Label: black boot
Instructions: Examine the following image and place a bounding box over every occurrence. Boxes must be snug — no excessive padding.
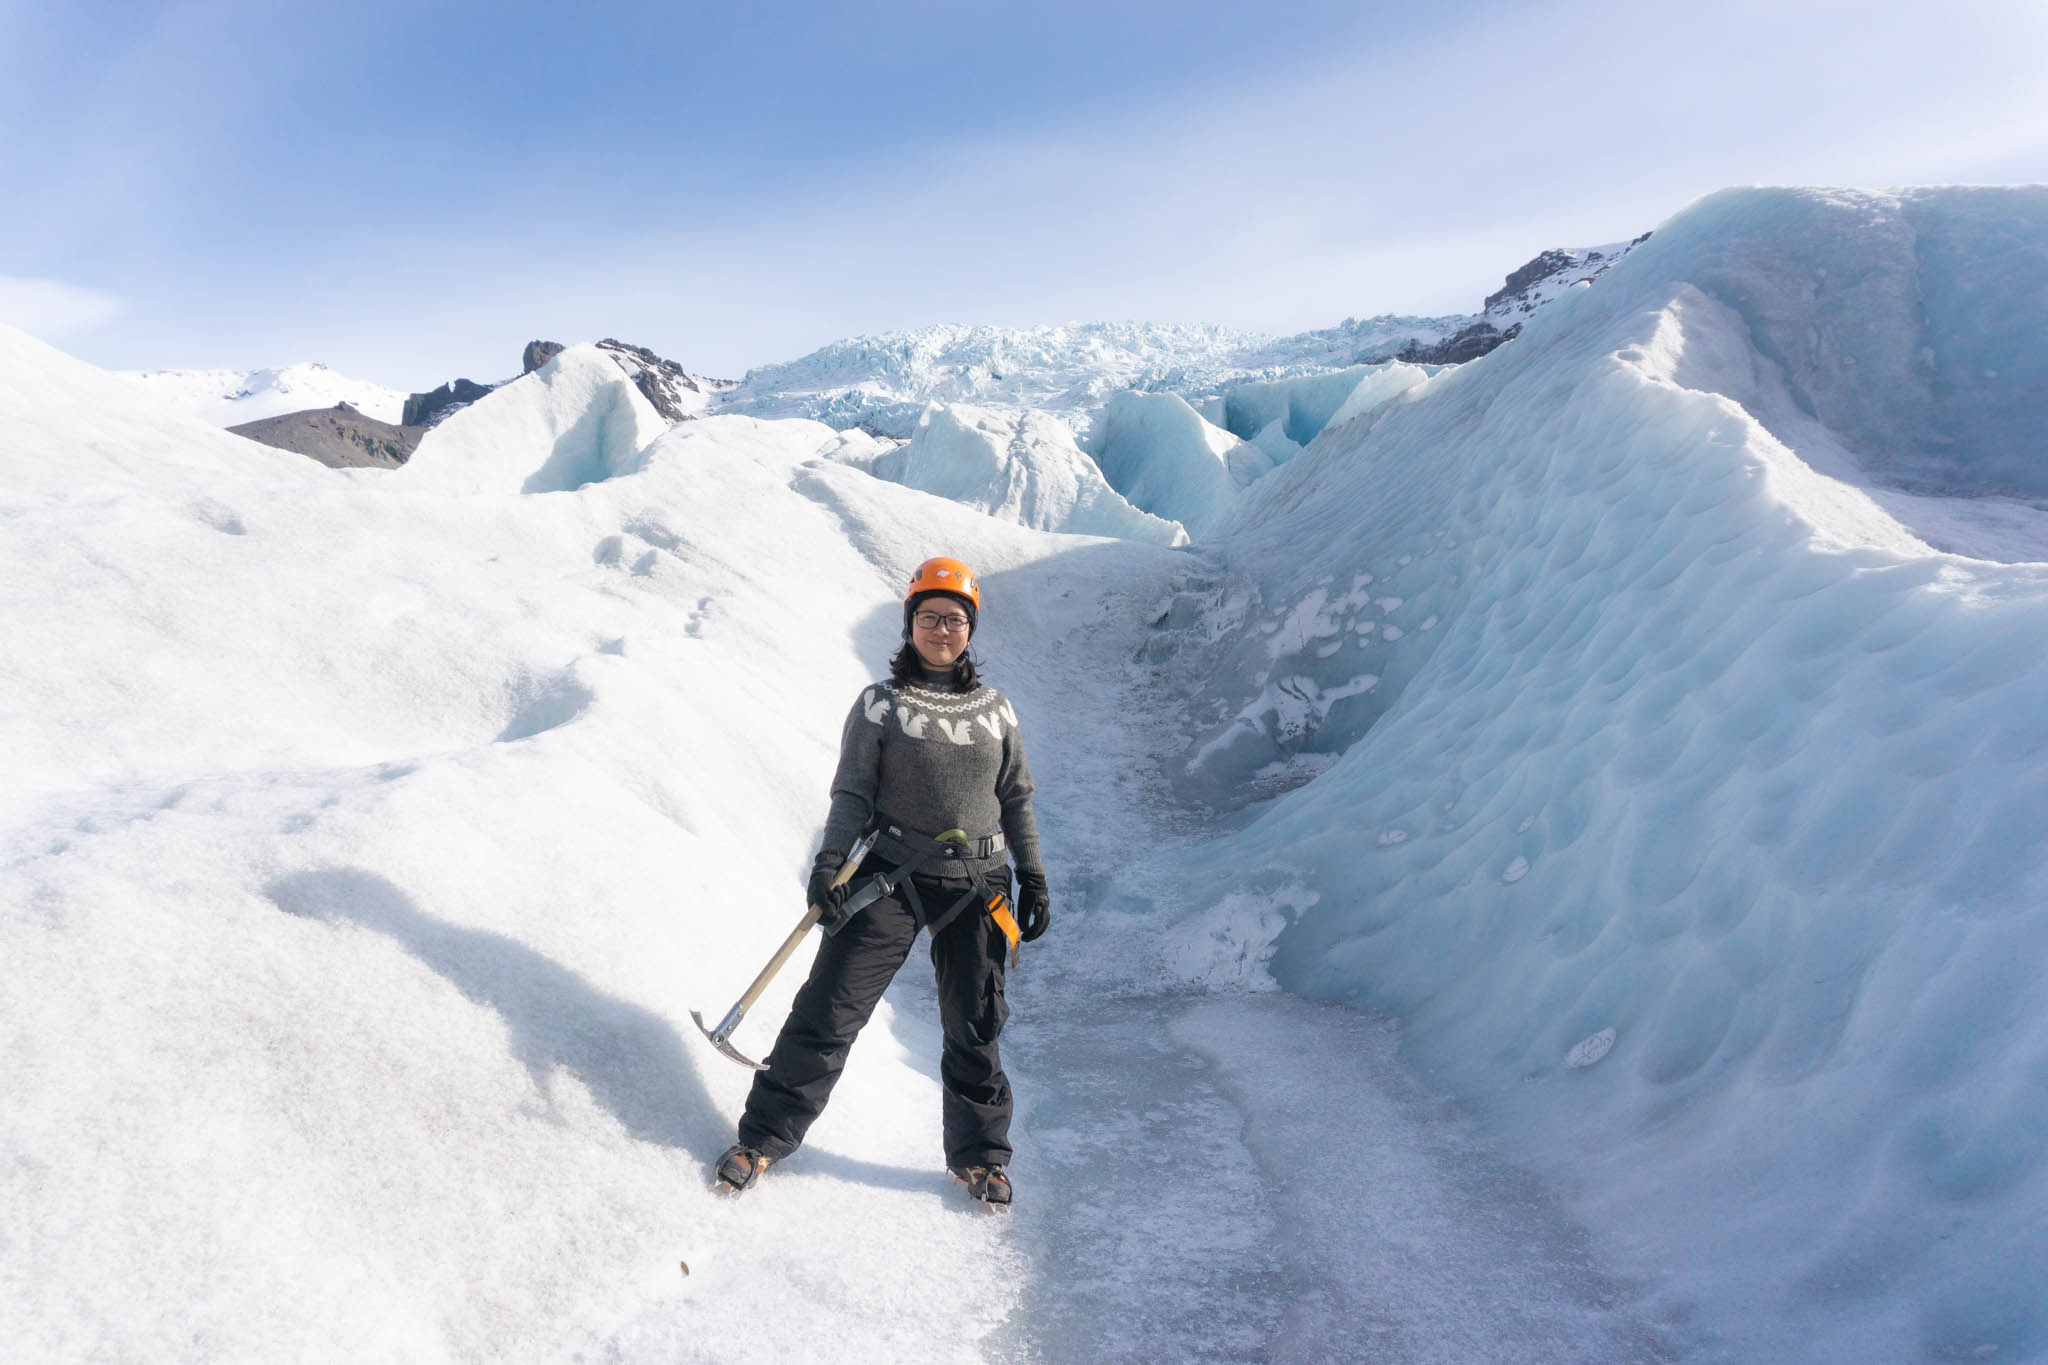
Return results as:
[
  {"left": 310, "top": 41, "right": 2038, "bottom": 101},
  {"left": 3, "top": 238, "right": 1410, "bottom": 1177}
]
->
[
  {"left": 950, "top": 1163, "right": 1012, "bottom": 1206},
  {"left": 716, "top": 1143, "right": 772, "bottom": 1194}
]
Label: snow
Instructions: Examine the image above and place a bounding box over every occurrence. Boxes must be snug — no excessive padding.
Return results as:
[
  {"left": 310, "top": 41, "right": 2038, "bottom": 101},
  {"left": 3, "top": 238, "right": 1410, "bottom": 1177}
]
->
[
  {"left": 3, "top": 321, "right": 1022, "bottom": 1361},
  {"left": 124, "top": 361, "right": 409, "bottom": 426},
  {"left": 7, "top": 182, "right": 2048, "bottom": 1364},
  {"left": 397, "top": 344, "right": 670, "bottom": 495}
]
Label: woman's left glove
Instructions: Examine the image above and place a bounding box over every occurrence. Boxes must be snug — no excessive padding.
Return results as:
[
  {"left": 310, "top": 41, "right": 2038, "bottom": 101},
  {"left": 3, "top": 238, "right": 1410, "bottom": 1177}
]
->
[{"left": 1015, "top": 870, "right": 1051, "bottom": 942}]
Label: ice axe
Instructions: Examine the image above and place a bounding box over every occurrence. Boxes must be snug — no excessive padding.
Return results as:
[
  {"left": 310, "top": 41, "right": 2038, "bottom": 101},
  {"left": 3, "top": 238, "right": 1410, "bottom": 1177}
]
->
[{"left": 692, "top": 831, "right": 877, "bottom": 1070}]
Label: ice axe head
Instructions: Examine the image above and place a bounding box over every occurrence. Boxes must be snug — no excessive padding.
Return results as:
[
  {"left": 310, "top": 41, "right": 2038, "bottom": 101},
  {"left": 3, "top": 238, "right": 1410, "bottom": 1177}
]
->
[
  {"left": 690, "top": 829, "right": 874, "bottom": 1073},
  {"left": 692, "top": 1007, "right": 769, "bottom": 1071}
]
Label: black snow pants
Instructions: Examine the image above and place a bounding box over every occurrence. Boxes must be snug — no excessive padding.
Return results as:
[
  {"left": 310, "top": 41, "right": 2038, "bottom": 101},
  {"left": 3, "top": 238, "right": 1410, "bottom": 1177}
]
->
[{"left": 738, "top": 861, "right": 1014, "bottom": 1170}]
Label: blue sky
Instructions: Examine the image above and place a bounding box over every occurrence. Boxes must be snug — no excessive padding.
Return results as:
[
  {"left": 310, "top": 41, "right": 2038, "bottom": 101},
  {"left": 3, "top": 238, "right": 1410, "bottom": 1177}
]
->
[{"left": 3, "top": 0, "right": 2045, "bottom": 387}]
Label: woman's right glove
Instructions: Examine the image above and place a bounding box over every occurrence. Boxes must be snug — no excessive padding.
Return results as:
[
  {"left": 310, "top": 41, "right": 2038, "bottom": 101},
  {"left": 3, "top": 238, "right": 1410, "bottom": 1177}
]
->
[
  {"left": 1015, "top": 870, "right": 1051, "bottom": 942},
  {"left": 808, "top": 850, "right": 856, "bottom": 934}
]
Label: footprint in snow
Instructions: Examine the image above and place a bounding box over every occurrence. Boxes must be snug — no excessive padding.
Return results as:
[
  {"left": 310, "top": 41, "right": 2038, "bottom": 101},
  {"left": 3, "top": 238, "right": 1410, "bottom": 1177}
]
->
[{"left": 1566, "top": 1028, "right": 1617, "bottom": 1069}]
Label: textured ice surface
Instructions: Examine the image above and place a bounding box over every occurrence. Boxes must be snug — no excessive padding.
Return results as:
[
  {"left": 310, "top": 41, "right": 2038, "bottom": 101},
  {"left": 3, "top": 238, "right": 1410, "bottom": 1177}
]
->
[
  {"left": 1148, "top": 186, "right": 2048, "bottom": 1361},
  {"left": 873, "top": 401, "right": 1186, "bottom": 544},
  {"left": 1632, "top": 189, "right": 2048, "bottom": 503}
]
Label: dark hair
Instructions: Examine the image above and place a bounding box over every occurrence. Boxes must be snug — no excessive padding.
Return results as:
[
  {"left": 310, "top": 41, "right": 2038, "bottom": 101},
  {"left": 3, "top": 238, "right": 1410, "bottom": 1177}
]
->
[{"left": 889, "top": 641, "right": 981, "bottom": 691}]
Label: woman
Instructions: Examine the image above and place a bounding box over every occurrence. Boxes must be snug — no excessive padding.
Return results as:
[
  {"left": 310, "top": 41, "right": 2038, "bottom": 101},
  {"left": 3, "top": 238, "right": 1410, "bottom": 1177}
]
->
[{"left": 716, "top": 556, "right": 1052, "bottom": 1206}]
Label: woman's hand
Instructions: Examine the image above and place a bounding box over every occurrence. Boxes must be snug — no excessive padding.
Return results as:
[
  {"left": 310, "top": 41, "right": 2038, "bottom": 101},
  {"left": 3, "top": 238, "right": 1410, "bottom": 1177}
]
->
[
  {"left": 1015, "top": 870, "right": 1051, "bottom": 941},
  {"left": 808, "top": 851, "right": 855, "bottom": 933}
]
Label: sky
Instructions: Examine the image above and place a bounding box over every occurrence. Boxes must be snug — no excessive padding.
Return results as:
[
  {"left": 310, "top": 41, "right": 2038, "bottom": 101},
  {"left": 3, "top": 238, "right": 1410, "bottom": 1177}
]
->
[{"left": 3, "top": 0, "right": 2046, "bottom": 388}]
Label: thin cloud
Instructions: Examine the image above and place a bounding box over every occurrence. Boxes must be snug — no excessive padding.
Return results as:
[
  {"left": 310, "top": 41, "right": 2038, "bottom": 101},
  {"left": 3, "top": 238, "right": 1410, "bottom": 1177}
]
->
[
  {"left": 0, "top": 276, "right": 124, "bottom": 341},
  {"left": 25, "top": 0, "right": 2048, "bottom": 381}
]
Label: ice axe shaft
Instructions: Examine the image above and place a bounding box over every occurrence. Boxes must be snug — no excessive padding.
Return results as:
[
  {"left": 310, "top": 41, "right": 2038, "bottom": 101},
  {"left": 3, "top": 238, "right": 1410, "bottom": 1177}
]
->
[{"left": 693, "top": 832, "right": 875, "bottom": 1070}]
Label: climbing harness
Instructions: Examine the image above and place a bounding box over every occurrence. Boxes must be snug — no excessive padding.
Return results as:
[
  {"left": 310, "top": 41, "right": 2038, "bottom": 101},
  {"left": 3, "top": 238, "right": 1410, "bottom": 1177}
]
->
[{"left": 842, "top": 815, "right": 1023, "bottom": 965}]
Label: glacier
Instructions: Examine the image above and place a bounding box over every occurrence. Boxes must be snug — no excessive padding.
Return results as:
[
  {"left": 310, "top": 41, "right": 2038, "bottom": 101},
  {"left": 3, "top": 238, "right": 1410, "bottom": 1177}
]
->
[
  {"left": 1145, "top": 185, "right": 2048, "bottom": 1361},
  {"left": 717, "top": 316, "right": 1467, "bottom": 442},
  {"left": 4, "top": 184, "right": 2048, "bottom": 1363}
]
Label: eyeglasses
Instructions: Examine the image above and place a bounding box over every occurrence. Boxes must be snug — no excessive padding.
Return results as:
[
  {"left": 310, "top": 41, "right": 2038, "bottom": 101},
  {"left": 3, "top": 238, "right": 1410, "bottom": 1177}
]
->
[{"left": 913, "top": 611, "right": 972, "bottom": 633}]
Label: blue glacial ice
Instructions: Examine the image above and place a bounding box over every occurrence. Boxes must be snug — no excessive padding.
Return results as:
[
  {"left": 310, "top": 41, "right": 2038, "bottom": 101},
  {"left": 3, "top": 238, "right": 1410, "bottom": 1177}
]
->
[
  {"left": 1223, "top": 364, "right": 1382, "bottom": 447},
  {"left": 1095, "top": 390, "right": 1270, "bottom": 538},
  {"left": 1148, "top": 186, "right": 2048, "bottom": 1362},
  {"left": 872, "top": 400, "right": 1187, "bottom": 544}
]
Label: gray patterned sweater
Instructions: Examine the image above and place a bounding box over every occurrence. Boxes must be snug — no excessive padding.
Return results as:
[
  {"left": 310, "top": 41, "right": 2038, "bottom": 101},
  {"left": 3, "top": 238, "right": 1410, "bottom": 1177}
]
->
[{"left": 820, "top": 677, "right": 1044, "bottom": 881}]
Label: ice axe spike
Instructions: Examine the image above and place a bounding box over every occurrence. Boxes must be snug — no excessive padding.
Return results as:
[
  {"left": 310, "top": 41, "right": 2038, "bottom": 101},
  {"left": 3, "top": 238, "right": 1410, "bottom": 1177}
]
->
[{"left": 692, "top": 832, "right": 876, "bottom": 1070}]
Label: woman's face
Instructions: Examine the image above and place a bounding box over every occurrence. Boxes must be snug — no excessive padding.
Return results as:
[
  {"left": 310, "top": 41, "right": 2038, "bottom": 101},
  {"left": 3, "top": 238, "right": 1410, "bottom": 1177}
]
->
[{"left": 910, "top": 597, "right": 972, "bottom": 669}]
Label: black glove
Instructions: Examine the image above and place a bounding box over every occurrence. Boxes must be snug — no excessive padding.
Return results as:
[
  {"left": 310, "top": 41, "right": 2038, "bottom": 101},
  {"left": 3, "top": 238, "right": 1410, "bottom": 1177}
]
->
[
  {"left": 1015, "top": 870, "right": 1051, "bottom": 942},
  {"left": 808, "top": 851, "right": 855, "bottom": 934}
]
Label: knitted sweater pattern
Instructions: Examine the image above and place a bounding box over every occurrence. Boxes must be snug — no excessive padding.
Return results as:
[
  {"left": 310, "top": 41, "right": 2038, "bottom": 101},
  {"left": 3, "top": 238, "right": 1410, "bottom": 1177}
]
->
[{"left": 820, "top": 679, "right": 1043, "bottom": 880}]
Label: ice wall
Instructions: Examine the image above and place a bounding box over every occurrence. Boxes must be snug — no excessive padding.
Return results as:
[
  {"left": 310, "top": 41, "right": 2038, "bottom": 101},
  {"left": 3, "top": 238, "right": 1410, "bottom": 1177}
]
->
[
  {"left": 1151, "top": 187, "right": 2048, "bottom": 1360},
  {"left": 1095, "top": 390, "right": 1268, "bottom": 538},
  {"left": 1322, "top": 360, "right": 1431, "bottom": 433},
  {"left": 1222, "top": 365, "right": 1376, "bottom": 447},
  {"left": 1630, "top": 187, "right": 2048, "bottom": 501},
  {"left": 873, "top": 401, "right": 1187, "bottom": 545}
]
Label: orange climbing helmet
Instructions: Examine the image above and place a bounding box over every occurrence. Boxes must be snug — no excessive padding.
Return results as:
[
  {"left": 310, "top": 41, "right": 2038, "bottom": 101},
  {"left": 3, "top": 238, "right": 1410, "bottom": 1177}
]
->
[
  {"left": 903, "top": 556, "right": 979, "bottom": 638},
  {"left": 904, "top": 556, "right": 980, "bottom": 609}
]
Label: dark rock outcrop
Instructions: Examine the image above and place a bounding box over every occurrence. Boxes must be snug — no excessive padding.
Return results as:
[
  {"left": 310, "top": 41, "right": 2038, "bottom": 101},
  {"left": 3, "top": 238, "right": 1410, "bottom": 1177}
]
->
[
  {"left": 1389, "top": 321, "right": 1519, "bottom": 366},
  {"left": 1364, "top": 231, "right": 1654, "bottom": 367},
  {"left": 401, "top": 379, "right": 495, "bottom": 428},
  {"left": 229, "top": 403, "right": 425, "bottom": 469},
  {"left": 404, "top": 339, "right": 735, "bottom": 433},
  {"left": 1484, "top": 231, "right": 1654, "bottom": 324},
  {"left": 1484, "top": 250, "right": 1581, "bottom": 314},
  {"left": 594, "top": 338, "right": 710, "bottom": 422},
  {"left": 518, "top": 338, "right": 729, "bottom": 422}
]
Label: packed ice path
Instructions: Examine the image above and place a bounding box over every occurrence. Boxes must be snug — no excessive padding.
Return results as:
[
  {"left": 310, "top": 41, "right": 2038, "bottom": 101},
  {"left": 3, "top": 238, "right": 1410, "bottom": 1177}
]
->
[{"left": 933, "top": 550, "right": 1677, "bottom": 1362}]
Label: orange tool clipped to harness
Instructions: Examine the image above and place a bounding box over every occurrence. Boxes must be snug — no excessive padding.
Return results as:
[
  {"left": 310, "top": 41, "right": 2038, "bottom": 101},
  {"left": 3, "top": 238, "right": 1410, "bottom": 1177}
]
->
[{"left": 987, "top": 889, "right": 1022, "bottom": 968}]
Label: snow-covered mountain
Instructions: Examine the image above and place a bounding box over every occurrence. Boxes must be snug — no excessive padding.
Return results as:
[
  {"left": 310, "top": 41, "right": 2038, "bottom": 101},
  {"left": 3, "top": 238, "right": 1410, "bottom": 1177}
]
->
[
  {"left": 1482, "top": 238, "right": 1648, "bottom": 329},
  {"left": 127, "top": 341, "right": 735, "bottom": 442},
  {"left": 125, "top": 361, "right": 408, "bottom": 426},
  {"left": 8, "top": 185, "right": 2048, "bottom": 1363}
]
